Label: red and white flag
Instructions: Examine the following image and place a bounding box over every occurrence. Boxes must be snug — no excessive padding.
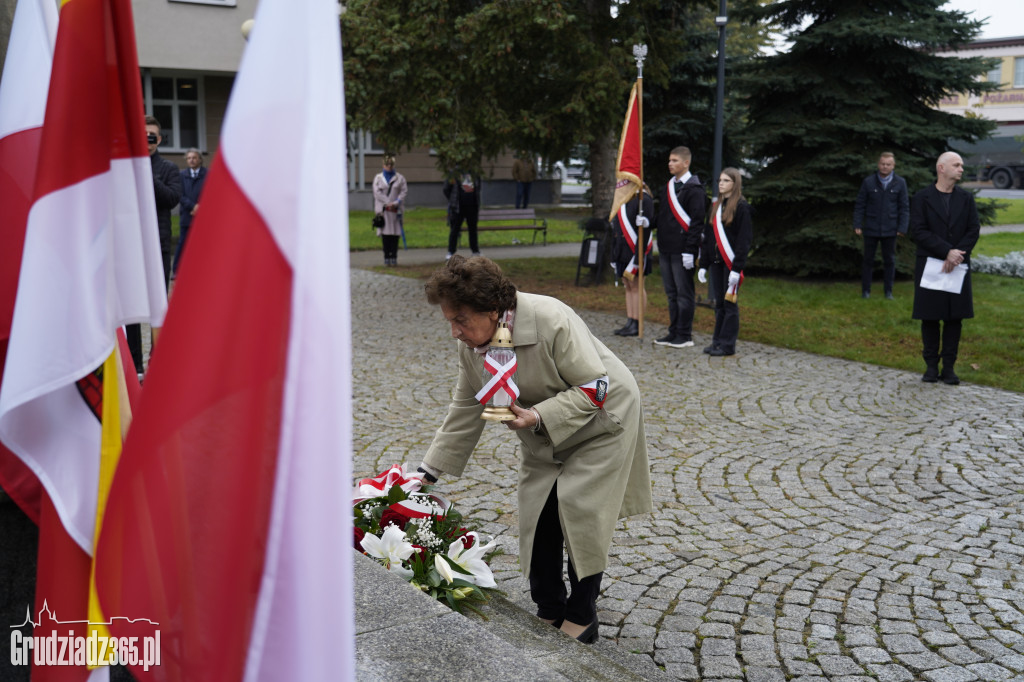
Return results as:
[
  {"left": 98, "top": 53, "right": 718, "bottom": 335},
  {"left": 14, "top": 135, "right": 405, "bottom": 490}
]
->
[
  {"left": 0, "top": 0, "right": 58, "bottom": 527},
  {"left": 95, "top": 0, "right": 355, "bottom": 678},
  {"left": 0, "top": 0, "right": 165, "bottom": 680}
]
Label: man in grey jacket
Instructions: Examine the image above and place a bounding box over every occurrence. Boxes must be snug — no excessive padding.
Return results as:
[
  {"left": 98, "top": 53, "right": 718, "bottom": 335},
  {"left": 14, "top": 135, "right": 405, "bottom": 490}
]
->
[{"left": 853, "top": 152, "right": 909, "bottom": 299}]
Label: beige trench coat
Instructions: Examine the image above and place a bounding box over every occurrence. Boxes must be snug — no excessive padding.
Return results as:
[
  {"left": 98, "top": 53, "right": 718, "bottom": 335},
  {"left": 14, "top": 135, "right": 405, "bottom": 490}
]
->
[{"left": 423, "top": 292, "right": 652, "bottom": 579}]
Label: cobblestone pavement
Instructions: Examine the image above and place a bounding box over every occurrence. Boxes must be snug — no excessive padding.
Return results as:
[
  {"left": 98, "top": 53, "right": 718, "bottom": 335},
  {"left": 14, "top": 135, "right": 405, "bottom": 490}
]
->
[{"left": 351, "top": 269, "right": 1024, "bottom": 682}]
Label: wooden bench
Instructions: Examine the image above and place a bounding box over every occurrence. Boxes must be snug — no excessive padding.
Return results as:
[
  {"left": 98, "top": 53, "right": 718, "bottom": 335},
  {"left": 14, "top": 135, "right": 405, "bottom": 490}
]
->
[{"left": 473, "top": 208, "right": 548, "bottom": 245}]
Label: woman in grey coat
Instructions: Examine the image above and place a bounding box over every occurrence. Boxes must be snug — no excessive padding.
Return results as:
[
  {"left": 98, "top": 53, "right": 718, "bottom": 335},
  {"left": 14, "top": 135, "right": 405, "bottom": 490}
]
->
[{"left": 418, "top": 256, "right": 652, "bottom": 643}]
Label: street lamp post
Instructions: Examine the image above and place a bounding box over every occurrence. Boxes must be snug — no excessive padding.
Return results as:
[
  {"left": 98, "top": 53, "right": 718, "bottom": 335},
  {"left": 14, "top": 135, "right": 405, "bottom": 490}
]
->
[{"left": 709, "top": 0, "right": 727, "bottom": 306}]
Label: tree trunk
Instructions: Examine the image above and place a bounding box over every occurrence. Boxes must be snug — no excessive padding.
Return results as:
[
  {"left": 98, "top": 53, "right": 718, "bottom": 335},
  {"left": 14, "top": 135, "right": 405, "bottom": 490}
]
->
[{"left": 589, "top": 130, "right": 616, "bottom": 220}]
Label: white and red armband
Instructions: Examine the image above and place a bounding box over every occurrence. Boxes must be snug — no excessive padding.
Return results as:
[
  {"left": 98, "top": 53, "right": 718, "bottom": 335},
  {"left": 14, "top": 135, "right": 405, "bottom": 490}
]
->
[{"left": 578, "top": 376, "right": 609, "bottom": 407}]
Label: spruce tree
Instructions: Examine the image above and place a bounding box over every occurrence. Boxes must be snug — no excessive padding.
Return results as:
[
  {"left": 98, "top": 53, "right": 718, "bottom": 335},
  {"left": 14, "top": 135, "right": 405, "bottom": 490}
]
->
[{"left": 740, "top": 0, "right": 997, "bottom": 277}]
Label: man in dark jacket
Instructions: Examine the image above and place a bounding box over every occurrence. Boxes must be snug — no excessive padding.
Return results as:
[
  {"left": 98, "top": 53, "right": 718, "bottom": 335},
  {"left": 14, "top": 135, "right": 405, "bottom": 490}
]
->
[
  {"left": 127, "top": 116, "right": 181, "bottom": 374},
  {"left": 654, "top": 146, "right": 706, "bottom": 348},
  {"left": 444, "top": 169, "right": 481, "bottom": 259},
  {"left": 910, "top": 151, "right": 979, "bottom": 385},
  {"left": 145, "top": 115, "right": 182, "bottom": 288},
  {"left": 853, "top": 152, "right": 909, "bottom": 299},
  {"left": 173, "top": 147, "right": 206, "bottom": 278}
]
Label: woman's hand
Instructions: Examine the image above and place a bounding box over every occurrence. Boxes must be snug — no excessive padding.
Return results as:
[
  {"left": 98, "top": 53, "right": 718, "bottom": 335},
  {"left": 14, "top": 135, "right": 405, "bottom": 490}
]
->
[{"left": 505, "top": 403, "right": 539, "bottom": 431}]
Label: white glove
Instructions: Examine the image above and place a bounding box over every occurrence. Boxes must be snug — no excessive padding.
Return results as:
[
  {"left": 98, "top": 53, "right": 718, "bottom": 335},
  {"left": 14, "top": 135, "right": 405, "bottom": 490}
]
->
[
  {"left": 697, "top": 268, "right": 707, "bottom": 284},
  {"left": 682, "top": 254, "right": 694, "bottom": 270},
  {"left": 728, "top": 271, "right": 740, "bottom": 289},
  {"left": 635, "top": 215, "right": 650, "bottom": 228}
]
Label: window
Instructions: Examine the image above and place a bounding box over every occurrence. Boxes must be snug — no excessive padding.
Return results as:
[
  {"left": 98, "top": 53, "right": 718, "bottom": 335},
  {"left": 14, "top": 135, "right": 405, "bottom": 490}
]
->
[
  {"left": 986, "top": 62, "right": 1002, "bottom": 83},
  {"left": 142, "top": 72, "right": 204, "bottom": 152},
  {"left": 1015, "top": 58, "right": 1024, "bottom": 89}
]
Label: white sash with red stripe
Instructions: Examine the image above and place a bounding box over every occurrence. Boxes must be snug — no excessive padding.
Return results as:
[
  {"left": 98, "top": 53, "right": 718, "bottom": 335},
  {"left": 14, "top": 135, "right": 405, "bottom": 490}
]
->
[
  {"left": 475, "top": 354, "right": 520, "bottom": 405},
  {"left": 667, "top": 178, "right": 691, "bottom": 232},
  {"left": 712, "top": 202, "right": 744, "bottom": 296},
  {"left": 618, "top": 203, "right": 653, "bottom": 277}
]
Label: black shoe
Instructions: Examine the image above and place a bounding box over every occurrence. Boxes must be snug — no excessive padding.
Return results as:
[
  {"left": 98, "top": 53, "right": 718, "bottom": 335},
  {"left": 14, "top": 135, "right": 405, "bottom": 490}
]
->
[
  {"left": 613, "top": 320, "right": 632, "bottom": 336},
  {"left": 575, "top": 621, "right": 599, "bottom": 644},
  {"left": 708, "top": 347, "right": 735, "bottom": 356},
  {"left": 941, "top": 366, "right": 960, "bottom": 385},
  {"left": 618, "top": 319, "right": 639, "bottom": 337},
  {"left": 703, "top": 344, "right": 718, "bottom": 354},
  {"left": 922, "top": 366, "right": 939, "bottom": 383},
  {"left": 668, "top": 337, "right": 695, "bottom": 348},
  {"left": 654, "top": 334, "right": 675, "bottom": 346},
  {"left": 862, "top": 291, "right": 870, "bottom": 299}
]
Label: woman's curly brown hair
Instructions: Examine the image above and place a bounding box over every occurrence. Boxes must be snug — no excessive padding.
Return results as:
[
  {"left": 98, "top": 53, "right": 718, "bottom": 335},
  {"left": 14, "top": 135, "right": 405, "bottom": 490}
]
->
[{"left": 424, "top": 255, "right": 517, "bottom": 313}]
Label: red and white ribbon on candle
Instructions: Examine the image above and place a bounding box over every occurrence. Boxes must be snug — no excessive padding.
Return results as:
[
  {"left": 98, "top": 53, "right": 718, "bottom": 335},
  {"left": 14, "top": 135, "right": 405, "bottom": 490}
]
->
[{"left": 475, "top": 354, "right": 520, "bottom": 405}]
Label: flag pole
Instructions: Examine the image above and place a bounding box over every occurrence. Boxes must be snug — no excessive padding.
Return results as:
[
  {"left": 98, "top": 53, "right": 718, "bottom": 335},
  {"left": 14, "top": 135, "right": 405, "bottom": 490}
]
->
[{"left": 632, "top": 44, "right": 647, "bottom": 341}]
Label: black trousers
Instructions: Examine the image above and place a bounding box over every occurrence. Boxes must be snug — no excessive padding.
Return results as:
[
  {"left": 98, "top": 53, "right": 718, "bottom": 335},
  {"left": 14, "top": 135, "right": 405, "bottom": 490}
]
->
[
  {"left": 921, "top": 319, "right": 962, "bottom": 368},
  {"left": 381, "top": 235, "right": 399, "bottom": 261},
  {"left": 862, "top": 235, "right": 897, "bottom": 294},
  {"left": 660, "top": 253, "right": 696, "bottom": 340},
  {"left": 709, "top": 260, "right": 740, "bottom": 352},
  {"left": 447, "top": 205, "right": 479, "bottom": 254},
  {"left": 529, "top": 482, "right": 602, "bottom": 625}
]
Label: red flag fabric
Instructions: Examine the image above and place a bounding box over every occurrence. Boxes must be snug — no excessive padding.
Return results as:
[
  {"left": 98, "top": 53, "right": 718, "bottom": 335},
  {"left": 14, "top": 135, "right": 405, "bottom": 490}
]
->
[
  {"left": 609, "top": 82, "right": 643, "bottom": 220},
  {"left": 96, "top": 0, "right": 355, "bottom": 679},
  {"left": 0, "top": 0, "right": 59, "bottom": 525},
  {"left": 0, "top": 0, "right": 165, "bottom": 681}
]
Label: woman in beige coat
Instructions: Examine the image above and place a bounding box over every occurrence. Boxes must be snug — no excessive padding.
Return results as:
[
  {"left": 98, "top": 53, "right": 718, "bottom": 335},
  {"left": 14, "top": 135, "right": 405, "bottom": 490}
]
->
[
  {"left": 371, "top": 154, "right": 407, "bottom": 266},
  {"left": 419, "top": 256, "right": 652, "bottom": 643}
]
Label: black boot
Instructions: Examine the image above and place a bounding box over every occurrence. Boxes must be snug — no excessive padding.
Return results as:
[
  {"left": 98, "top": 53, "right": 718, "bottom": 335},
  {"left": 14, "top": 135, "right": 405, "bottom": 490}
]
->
[
  {"left": 617, "top": 318, "right": 639, "bottom": 337},
  {"left": 614, "top": 319, "right": 636, "bottom": 336},
  {"left": 940, "top": 363, "right": 960, "bottom": 385},
  {"left": 922, "top": 364, "right": 939, "bottom": 383}
]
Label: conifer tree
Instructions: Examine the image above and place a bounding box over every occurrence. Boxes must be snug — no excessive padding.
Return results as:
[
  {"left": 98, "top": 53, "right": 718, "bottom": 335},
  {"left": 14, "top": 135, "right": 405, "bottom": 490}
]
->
[{"left": 740, "top": 0, "right": 997, "bottom": 277}]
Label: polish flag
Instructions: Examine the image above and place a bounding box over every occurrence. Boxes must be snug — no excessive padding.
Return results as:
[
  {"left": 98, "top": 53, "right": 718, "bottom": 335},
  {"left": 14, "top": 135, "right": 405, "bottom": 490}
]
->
[
  {"left": 95, "top": 0, "right": 355, "bottom": 678},
  {"left": 0, "top": 0, "right": 166, "bottom": 680},
  {"left": 0, "top": 0, "right": 58, "bottom": 526}
]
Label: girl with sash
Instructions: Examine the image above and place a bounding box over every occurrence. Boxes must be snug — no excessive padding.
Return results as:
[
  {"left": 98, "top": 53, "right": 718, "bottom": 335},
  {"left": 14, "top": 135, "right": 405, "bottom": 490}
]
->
[
  {"left": 610, "top": 188, "right": 655, "bottom": 336},
  {"left": 699, "top": 168, "right": 753, "bottom": 356}
]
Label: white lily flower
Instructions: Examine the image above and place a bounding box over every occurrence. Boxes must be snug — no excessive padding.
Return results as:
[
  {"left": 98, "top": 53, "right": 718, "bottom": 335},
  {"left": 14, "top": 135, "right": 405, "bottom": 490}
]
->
[
  {"left": 444, "top": 532, "right": 497, "bottom": 588},
  {"left": 361, "top": 525, "right": 415, "bottom": 580},
  {"left": 434, "top": 553, "right": 455, "bottom": 584}
]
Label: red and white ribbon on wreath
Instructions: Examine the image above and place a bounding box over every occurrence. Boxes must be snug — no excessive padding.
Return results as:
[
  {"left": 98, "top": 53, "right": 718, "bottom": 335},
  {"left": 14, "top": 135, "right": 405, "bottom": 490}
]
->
[
  {"left": 618, "top": 203, "right": 653, "bottom": 277},
  {"left": 475, "top": 354, "right": 520, "bottom": 405},
  {"left": 712, "top": 202, "right": 743, "bottom": 296},
  {"left": 353, "top": 463, "right": 423, "bottom": 502}
]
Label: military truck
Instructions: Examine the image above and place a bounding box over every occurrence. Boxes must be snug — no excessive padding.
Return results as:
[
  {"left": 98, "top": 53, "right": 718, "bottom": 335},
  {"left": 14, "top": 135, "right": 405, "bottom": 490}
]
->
[{"left": 957, "top": 124, "right": 1024, "bottom": 189}]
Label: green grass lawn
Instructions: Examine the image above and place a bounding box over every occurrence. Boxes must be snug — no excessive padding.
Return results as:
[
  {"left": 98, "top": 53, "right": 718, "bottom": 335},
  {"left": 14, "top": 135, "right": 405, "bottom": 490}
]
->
[
  {"left": 986, "top": 198, "right": 1024, "bottom": 226},
  {"left": 974, "top": 231, "right": 1024, "bottom": 257},
  {"left": 348, "top": 207, "right": 594, "bottom": 251},
  {"left": 378, "top": 234, "right": 1024, "bottom": 393}
]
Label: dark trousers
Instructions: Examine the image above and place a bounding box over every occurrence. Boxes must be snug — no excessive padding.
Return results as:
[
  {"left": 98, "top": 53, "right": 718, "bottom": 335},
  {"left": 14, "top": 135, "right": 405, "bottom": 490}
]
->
[
  {"left": 381, "top": 235, "right": 399, "bottom": 261},
  {"left": 172, "top": 224, "right": 191, "bottom": 276},
  {"left": 659, "top": 253, "right": 696, "bottom": 340},
  {"left": 921, "top": 319, "right": 962, "bottom": 368},
  {"left": 447, "top": 205, "right": 480, "bottom": 254},
  {"left": 862, "top": 235, "right": 897, "bottom": 294},
  {"left": 529, "top": 482, "right": 602, "bottom": 626},
  {"left": 125, "top": 324, "right": 143, "bottom": 373},
  {"left": 515, "top": 182, "right": 532, "bottom": 209},
  {"left": 709, "top": 260, "right": 740, "bottom": 352}
]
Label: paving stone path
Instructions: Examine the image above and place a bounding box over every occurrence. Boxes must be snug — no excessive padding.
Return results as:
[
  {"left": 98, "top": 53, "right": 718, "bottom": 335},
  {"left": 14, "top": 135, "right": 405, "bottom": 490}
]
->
[{"left": 351, "top": 269, "right": 1024, "bottom": 682}]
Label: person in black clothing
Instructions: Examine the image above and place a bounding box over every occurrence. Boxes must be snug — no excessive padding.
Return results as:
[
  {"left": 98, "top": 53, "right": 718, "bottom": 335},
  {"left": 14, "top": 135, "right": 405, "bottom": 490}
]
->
[
  {"left": 444, "top": 169, "right": 482, "bottom": 259},
  {"left": 610, "top": 189, "right": 655, "bottom": 337},
  {"left": 173, "top": 147, "right": 206, "bottom": 278},
  {"left": 127, "top": 115, "right": 181, "bottom": 375},
  {"left": 910, "top": 151, "right": 979, "bottom": 385},
  {"left": 654, "top": 146, "right": 706, "bottom": 348},
  {"left": 699, "top": 168, "right": 752, "bottom": 357},
  {"left": 853, "top": 152, "right": 909, "bottom": 299}
]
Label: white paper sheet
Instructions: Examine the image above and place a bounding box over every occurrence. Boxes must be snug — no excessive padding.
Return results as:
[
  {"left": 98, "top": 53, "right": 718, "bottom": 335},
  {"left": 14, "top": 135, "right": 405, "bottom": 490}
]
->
[{"left": 920, "top": 257, "right": 967, "bottom": 294}]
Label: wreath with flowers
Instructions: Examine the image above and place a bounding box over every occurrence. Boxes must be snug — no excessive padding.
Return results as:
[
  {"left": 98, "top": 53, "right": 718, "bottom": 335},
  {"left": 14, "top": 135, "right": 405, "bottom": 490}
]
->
[{"left": 353, "top": 464, "right": 498, "bottom": 615}]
